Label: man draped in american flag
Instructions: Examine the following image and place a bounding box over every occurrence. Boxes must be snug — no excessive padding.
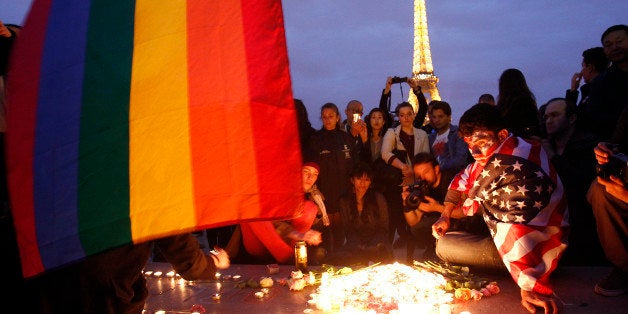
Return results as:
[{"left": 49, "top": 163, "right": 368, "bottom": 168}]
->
[{"left": 432, "top": 103, "right": 568, "bottom": 314}]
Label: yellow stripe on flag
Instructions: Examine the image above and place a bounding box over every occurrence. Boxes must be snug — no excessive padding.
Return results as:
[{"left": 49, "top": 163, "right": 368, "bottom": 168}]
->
[{"left": 129, "top": 0, "right": 195, "bottom": 241}]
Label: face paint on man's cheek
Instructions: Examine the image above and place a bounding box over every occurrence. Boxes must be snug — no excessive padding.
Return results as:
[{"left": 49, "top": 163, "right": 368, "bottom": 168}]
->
[{"left": 469, "top": 140, "right": 498, "bottom": 163}]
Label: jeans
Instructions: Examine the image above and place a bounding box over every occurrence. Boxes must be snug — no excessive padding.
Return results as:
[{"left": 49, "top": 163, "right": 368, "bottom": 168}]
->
[{"left": 435, "top": 231, "right": 506, "bottom": 271}]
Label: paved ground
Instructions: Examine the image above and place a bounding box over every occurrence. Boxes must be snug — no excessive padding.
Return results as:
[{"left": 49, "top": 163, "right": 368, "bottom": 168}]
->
[
  {"left": 144, "top": 253, "right": 627, "bottom": 313},
  {"left": 393, "top": 246, "right": 628, "bottom": 313}
]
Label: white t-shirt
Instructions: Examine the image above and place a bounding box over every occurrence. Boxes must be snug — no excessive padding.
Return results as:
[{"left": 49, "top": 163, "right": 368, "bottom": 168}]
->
[{"left": 431, "top": 128, "right": 449, "bottom": 158}]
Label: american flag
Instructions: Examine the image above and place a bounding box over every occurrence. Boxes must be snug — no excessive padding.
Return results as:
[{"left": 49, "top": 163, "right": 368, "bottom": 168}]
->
[{"left": 449, "top": 136, "right": 569, "bottom": 295}]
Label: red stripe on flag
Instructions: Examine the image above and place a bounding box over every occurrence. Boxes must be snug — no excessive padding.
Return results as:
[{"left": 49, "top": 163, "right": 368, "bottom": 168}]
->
[
  {"left": 241, "top": 1, "right": 302, "bottom": 218},
  {"left": 186, "top": 1, "right": 229, "bottom": 225},
  {"left": 5, "top": 0, "right": 52, "bottom": 278},
  {"left": 526, "top": 139, "right": 542, "bottom": 167}
]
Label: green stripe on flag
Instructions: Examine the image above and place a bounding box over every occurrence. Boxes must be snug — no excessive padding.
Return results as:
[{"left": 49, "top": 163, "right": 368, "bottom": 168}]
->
[{"left": 78, "top": 0, "right": 135, "bottom": 254}]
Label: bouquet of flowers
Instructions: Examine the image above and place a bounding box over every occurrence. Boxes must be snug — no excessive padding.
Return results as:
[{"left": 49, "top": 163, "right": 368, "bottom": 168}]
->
[{"left": 412, "top": 260, "right": 500, "bottom": 301}]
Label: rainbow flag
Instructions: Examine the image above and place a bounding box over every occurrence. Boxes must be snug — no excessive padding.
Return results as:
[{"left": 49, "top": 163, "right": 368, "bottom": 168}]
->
[{"left": 6, "top": 0, "right": 302, "bottom": 278}]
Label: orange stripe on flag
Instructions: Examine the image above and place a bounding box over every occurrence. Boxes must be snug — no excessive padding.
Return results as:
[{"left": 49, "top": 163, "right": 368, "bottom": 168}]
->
[{"left": 187, "top": 1, "right": 261, "bottom": 227}]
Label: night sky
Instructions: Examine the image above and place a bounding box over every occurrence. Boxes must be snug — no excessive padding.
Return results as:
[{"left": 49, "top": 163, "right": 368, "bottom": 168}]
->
[{"left": 3, "top": 1, "right": 627, "bottom": 128}]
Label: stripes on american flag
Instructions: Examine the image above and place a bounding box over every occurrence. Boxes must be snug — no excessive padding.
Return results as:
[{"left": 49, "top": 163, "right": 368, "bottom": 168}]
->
[{"left": 449, "top": 136, "right": 569, "bottom": 295}]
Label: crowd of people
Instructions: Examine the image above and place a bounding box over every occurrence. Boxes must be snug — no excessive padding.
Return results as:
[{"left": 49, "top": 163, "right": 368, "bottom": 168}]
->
[
  {"left": 1, "top": 17, "right": 626, "bottom": 313},
  {"left": 236, "top": 23, "right": 628, "bottom": 313}
]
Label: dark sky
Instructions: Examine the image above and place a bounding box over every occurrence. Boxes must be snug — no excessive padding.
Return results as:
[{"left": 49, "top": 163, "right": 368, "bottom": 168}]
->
[{"left": 3, "top": 1, "right": 627, "bottom": 128}]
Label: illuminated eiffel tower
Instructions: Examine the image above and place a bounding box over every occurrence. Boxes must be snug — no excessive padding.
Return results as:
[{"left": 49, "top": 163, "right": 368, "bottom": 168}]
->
[{"left": 408, "top": 0, "right": 440, "bottom": 111}]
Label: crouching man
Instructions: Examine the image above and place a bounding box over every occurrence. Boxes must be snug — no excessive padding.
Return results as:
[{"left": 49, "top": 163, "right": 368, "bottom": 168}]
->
[{"left": 432, "top": 103, "right": 569, "bottom": 314}]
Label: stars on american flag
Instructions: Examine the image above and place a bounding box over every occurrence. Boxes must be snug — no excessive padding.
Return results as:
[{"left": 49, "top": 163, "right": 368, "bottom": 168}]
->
[
  {"left": 516, "top": 185, "right": 528, "bottom": 195},
  {"left": 467, "top": 154, "right": 556, "bottom": 226},
  {"left": 512, "top": 160, "right": 523, "bottom": 171}
]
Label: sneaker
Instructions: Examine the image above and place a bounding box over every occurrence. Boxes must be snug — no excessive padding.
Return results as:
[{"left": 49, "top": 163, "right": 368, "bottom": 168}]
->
[{"left": 594, "top": 267, "right": 627, "bottom": 297}]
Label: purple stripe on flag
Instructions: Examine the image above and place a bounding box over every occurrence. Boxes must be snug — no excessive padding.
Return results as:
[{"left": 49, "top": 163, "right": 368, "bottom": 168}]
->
[{"left": 34, "top": 0, "right": 91, "bottom": 269}]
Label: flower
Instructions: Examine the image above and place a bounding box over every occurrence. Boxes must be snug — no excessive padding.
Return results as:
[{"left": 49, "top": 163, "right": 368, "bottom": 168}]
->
[
  {"left": 454, "top": 288, "right": 472, "bottom": 300},
  {"left": 289, "top": 278, "right": 307, "bottom": 291},
  {"left": 486, "top": 282, "right": 500, "bottom": 295},
  {"left": 259, "top": 277, "right": 274, "bottom": 288},
  {"left": 480, "top": 287, "right": 491, "bottom": 297},
  {"left": 470, "top": 289, "right": 483, "bottom": 300},
  {"left": 291, "top": 270, "right": 304, "bottom": 279}
]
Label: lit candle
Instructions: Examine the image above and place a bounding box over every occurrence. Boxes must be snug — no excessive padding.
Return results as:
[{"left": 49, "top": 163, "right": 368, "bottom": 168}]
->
[
  {"left": 308, "top": 271, "right": 316, "bottom": 285},
  {"left": 153, "top": 271, "right": 163, "bottom": 277},
  {"left": 166, "top": 270, "right": 175, "bottom": 278},
  {"left": 211, "top": 293, "right": 221, "bottom": 301}
]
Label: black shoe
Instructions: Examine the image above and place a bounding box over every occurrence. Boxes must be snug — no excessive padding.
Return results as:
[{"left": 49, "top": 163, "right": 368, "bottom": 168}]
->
[{"left": 594, "top": 267, "right": 627, "bottom": 297}]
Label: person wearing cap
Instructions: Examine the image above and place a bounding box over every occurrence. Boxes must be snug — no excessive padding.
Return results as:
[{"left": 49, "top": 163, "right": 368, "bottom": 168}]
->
[{"left": 239, "top": 163, "right": 325, "bottom": 264}]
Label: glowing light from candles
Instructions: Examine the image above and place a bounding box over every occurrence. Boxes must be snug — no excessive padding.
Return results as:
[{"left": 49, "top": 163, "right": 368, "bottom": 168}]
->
[
  {"left": 310, "top": 262, "right": 453, "bottom": 313},
  {"left": 153, "top": 271, "right": 163, "bottom": 277},
  {"left": 166, "top": 270, "right": 175, "bottom": 277}
]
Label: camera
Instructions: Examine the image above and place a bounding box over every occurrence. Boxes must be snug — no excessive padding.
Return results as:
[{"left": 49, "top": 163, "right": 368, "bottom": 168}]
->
[
  {"left": 403, "top": 179, "right": 432, "bottom": 210},
  {"left": 391, "top": 76, "right": 408, "bottom": 84},
  {"left": 596, "top": 153, "right": 628, "bottom": 184}
]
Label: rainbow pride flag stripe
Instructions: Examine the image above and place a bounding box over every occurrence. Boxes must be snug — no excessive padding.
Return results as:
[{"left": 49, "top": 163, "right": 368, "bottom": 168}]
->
[{"left": 6, "top": 0, "right": 302, "bottom": 278}]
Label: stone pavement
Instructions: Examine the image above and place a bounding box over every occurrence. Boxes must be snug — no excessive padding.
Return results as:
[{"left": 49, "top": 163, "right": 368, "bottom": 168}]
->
[{"left": 394, "top": 247, "right": 628, "bottom": 313}]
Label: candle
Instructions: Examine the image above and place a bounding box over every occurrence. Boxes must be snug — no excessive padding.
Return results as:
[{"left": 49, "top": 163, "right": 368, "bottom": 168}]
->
[{"left": 211, "top": 293, "right": 221, "bottom": 301}]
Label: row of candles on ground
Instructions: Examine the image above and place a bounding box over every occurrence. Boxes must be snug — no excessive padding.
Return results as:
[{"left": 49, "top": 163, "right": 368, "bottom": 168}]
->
[{"left": 142, "top": 269, "right": 241, "bottom": 282}]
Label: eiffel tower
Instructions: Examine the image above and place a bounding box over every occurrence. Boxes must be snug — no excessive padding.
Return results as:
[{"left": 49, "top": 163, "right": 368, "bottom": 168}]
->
[{"left": 408, "top": 0, "right": 440, "bottom": 112}]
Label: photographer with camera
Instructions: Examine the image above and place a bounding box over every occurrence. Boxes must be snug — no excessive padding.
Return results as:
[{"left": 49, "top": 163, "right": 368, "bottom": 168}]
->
[
  {"left": 379, "top": 76, "right": 429, "bottom": 131},
  {"left": 586, "top": 107, "right": 628, "bottom": 296},
  {"left": 381, "top": 100, "right": 430, "bottom": 250},
  {"left": 401, "top": 153, "right": 487, "bottom": 261}
]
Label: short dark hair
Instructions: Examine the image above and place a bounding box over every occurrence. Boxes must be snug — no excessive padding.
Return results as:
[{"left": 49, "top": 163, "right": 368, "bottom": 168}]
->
[
  {"left": 582, "top": 47, "right": 610, "bottom": 73},
  {"left": 478, "top": 93, "right": 495, "bottom": 103},
  {"left": 412, "top": 152, "right": 439, "bottom": 167},
  {"left": 394, "top": 102, "right": 414, "bottom": 115},
  {"left": 601, "top": 24, "right": 628, "bottom": 43},
  {"left": 458, "top": 103, "right": 507, "bottom": 137},
  {"left": 428, "top": 100, "right": 451, "bottom": 116},
  {"left": 350, "top": 162, "right": 374, "bottom": 180},
  {"left": 544, "top": 97, "right": 577, "bottom": 118}
]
